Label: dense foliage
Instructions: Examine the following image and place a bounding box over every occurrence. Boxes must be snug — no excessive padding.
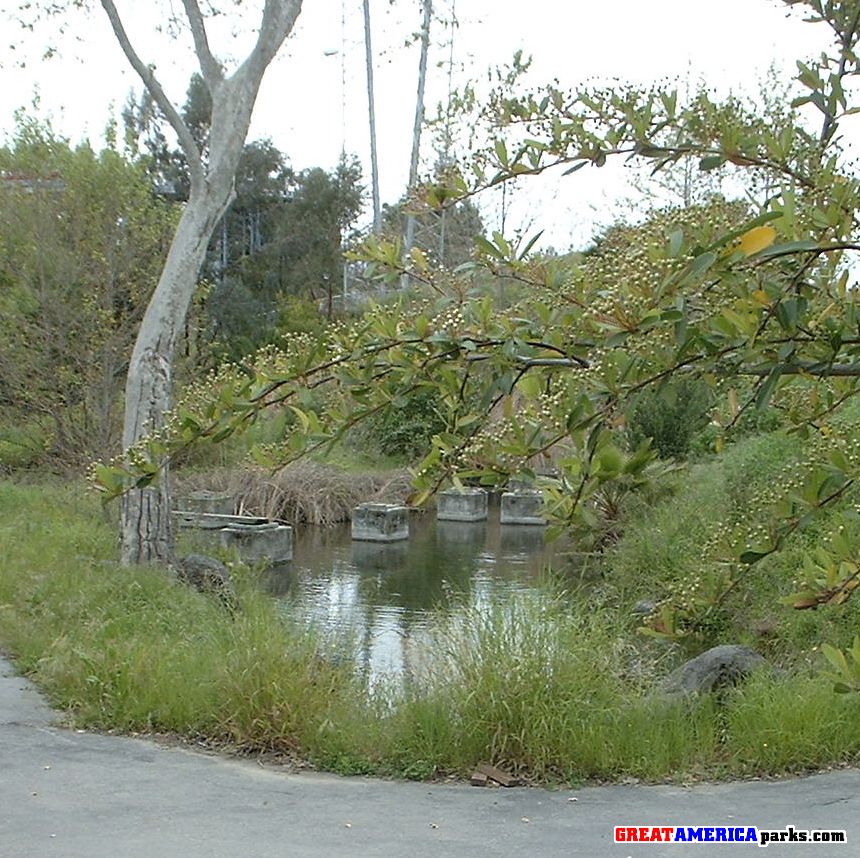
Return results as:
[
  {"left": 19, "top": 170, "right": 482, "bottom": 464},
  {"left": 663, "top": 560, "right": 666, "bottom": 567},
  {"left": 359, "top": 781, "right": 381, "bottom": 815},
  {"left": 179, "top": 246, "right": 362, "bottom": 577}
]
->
[
  {"left": 0, "top": 120, "right": 176, "bottom": 466},
  {"left": 95, "top": 2, "right": 860, "bottom": 672}
]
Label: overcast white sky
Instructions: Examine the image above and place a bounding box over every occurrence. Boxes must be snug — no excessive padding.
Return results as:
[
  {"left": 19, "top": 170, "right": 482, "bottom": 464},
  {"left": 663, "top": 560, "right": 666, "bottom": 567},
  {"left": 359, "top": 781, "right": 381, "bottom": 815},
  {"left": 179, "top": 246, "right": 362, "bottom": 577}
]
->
[{"left": 0, "top": 0, "right": 841, "bottom": 249}]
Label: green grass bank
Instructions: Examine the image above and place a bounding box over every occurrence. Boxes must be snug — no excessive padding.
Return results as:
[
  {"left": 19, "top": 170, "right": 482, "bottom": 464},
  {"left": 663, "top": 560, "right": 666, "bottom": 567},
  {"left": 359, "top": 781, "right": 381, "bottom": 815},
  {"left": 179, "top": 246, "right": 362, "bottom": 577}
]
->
[{"left": 1, "top": 458, "right": 859, "bottom": 784}]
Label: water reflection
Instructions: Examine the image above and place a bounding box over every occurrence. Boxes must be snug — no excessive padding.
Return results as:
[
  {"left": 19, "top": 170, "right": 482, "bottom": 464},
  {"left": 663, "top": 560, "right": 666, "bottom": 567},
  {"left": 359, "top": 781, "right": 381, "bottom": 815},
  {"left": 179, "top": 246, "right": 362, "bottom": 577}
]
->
[{"left": 264, "top": 508, "right": 573, "bottom": 683}]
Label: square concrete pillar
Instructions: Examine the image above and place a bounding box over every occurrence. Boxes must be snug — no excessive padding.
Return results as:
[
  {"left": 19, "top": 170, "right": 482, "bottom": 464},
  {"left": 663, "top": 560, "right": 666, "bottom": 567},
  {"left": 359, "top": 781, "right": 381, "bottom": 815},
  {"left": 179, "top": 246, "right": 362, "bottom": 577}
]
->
[
  {"left": 351, "top": 539, "right": 410, "bottom": 572},
  {"left": 351, "top": 503, "right": 409, "bottom": 542},
  {"left": 500, "top": 490, "right": 546, "bottom": 526},
  {"left": 219, "top": 522, "right": 293, "bottom": 564},
  {"left": 437, "top": 487, "right": 488, "bottom": 522},
  {"left": 174, "top": 511, "right": 292, "bottom": 564}
]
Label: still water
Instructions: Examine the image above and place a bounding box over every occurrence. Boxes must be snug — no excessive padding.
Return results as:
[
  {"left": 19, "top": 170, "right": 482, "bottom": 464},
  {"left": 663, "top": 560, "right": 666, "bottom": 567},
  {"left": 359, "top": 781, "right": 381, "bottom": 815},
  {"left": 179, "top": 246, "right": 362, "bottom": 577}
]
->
[{"left": 264, "top": 507, "right": 577, "bottom": 682}]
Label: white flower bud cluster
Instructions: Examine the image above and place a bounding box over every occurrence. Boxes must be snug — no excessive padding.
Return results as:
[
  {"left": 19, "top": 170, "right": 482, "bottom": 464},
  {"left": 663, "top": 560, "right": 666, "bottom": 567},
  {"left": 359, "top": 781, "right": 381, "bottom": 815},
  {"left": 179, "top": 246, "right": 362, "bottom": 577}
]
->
[{"left": 431, "top": 306, "right": 467, "bottom": 336}]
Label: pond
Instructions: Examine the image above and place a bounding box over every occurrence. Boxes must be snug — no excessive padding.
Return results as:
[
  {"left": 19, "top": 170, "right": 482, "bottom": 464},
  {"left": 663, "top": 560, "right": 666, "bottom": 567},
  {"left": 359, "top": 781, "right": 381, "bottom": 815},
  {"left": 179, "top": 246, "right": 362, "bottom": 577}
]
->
[{"left": 262, "top": 505, "right": 584, "bottom": 683}]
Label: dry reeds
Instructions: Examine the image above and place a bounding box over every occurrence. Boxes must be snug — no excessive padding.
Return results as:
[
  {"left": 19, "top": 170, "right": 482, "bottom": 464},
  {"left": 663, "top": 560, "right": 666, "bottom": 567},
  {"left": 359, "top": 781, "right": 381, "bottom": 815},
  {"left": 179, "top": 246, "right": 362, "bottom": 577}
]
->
[{"left": 175, "top": 461, "right": 413, "bottom": 526}]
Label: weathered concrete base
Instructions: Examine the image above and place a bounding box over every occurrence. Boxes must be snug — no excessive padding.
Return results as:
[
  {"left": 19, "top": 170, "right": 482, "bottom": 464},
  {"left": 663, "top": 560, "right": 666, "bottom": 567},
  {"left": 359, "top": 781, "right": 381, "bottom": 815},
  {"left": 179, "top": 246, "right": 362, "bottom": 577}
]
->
[
  {"left": 437, "top": 488, "right": 488, "bottom": 522},
  {"left": 351, "top": 539, "right": 410, "bottom": 573},
  {"left": 499, "top": 525, "right": 546, "bottom": 555},
  {"left": 500, "top": 490, "right": 546, "bottom": 526},
  {"left": 351, "top": 503, "right": 409, "bottom": 542},
  {"left": 174, "top": 512, "right": 292, "bottom": 563},
  {"left": 175, "top": 512, "right": 268, "bottom": 530},
  {"left": 435, "top": 520, "right": 486, "bottom": 548},
  {"left": 174, "top": 491, "right": 234, "bottom": 516},
  {"left": 219, "top": 522, "right": 293, "bottom": 564}
]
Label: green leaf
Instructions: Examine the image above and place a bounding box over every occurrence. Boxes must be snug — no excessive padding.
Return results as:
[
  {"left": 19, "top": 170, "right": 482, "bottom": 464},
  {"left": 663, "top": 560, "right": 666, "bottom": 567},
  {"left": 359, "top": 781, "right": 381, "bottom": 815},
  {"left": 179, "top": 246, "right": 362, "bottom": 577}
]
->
[
  {"left": 562, "top": 161, "right": 587, "bottom": 176},
  {"left": 703, "top": 211, "right": 783, "bottom": 252},
  {"left": 821, "top": 643, "right": 849, "bottom": 675},
  {"left": 756, "top": 366, "right": 783, "bottom": 410},
  {"left": 668, "top": 228, "right": 683, "bottom": 258},
  {"left": 494, "top": 139, "right": 509, "bottom": 167},
  {"left": 688, "top": 251, "right": 718, "bottom": 280},
  {"left": 518, "top": 230, "right": 544, "bottom": 260},
  {"left": 754, "top": 240, "right": 821, "bottom": 260},
  {"left": 740, "top": 550, "right": 771, "bottom": 564},
  {"left": 474, "top": 235, "right": 504, "bottom": 259}
]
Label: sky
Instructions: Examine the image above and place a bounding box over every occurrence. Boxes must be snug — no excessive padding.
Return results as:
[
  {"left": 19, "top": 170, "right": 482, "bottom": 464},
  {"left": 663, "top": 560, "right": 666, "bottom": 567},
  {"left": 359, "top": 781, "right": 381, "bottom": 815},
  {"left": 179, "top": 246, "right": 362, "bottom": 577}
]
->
[{"left": 0, "top": 0, "right": 841, "bottom": 249}]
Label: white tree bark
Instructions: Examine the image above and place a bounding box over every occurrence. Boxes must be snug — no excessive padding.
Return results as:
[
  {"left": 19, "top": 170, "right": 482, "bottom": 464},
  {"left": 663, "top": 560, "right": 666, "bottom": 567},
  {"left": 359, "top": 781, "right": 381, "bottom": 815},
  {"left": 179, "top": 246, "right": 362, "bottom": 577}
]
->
[
  {"left": 99, "top": 0, "right": 304, "bottom": 565},
  {"left": 363, "top": 0, "right": 382, "bottom": 235},
  {"left": 403, "top": 0, "right": 432, "bottom": 264}
]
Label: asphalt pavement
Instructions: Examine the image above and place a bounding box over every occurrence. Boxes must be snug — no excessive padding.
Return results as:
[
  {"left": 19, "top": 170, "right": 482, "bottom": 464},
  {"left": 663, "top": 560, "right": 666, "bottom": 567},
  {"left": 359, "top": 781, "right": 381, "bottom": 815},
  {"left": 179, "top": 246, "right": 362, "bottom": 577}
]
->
[{"left": 1, "top": 655, "right": 857, "bottom": 857}]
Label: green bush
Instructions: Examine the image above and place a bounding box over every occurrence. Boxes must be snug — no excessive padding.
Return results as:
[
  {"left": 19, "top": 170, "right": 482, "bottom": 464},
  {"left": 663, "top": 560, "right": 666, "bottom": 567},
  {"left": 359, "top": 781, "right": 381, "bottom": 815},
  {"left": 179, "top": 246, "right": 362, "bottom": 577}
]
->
[
  {"left": 605, "top": 429, "right": 860, "bottom": 654},
  {"left": 0, "top": 413, "right": 50, "bottom": 471},
  {"left": 350, "top": 388, "right": 446, "bottom": 461},
  {"left": 626, "top": 378, "right": 713, "bottom": 460}
]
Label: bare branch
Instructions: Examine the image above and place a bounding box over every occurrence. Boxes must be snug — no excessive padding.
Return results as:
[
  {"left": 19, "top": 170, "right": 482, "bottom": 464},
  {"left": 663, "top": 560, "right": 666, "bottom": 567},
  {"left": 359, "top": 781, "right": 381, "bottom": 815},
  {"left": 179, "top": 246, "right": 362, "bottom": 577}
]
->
[
  {"left": 820, "top": 3, "right": 860, "bottom": 145},
  {"left": 251, "top": 0, "right": 303, "bottom": 71},
  {"left": 99, "top": 0, "right": 204, "bottom": 187},
  {"left": 196, "top": 0, "right": 302, "bottom": 176},
  {"left": 465, "top": 354, "right": 589, "bottom": 369},
  {"left": 740, "top": 362, "right": 860, "bottom": 377},
  {"left": 181, "top": 0, "right": 223, "bottom": 88}
]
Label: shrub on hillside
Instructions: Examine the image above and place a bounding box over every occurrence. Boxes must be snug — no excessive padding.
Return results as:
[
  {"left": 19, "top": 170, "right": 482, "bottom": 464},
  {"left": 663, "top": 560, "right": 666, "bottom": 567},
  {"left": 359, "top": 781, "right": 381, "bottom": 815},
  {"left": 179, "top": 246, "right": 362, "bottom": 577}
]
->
[{"left": 626, "top": 378, "right": 713, "bottom": 460}]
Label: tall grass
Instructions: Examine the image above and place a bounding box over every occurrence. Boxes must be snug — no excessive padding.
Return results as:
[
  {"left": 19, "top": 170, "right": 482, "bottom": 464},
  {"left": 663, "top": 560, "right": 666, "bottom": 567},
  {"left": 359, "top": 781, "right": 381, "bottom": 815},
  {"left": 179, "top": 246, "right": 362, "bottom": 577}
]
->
[
  {"left": 0, "top": 481, "right": 360, "bottom": 751},
  {"left": 2, "top": 478, "right": 859, "bottom": 782},
  {"left": 176, "top": 460, "right": 412, "bottom": 525}
]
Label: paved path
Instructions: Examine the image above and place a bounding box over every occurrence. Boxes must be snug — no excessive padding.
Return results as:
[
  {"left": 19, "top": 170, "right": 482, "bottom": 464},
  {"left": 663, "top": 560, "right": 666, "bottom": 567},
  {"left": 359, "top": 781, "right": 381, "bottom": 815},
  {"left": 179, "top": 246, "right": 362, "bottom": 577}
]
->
[{"left": 1, "top": 656, "right": 858, "bottom": 857}]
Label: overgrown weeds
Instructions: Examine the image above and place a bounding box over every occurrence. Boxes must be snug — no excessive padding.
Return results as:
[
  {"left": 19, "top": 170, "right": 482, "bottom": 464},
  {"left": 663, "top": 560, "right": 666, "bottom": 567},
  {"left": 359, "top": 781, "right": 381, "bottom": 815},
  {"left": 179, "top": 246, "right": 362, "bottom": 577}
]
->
[{"left": 175, "top": 460, "right": 412, "bottom": 525}]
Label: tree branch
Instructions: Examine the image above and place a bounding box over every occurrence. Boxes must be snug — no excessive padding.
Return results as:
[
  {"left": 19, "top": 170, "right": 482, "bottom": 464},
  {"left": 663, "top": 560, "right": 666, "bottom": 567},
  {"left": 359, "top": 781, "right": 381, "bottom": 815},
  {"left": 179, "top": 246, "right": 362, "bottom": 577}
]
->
[
  {"left": 740, "top": 361, "right": 860, "bottom": 377},
  {"left": 181, "top": 0, "right": 223, "bottom": 88},
  {"left": 820, "top": 2, "right": 860, "bottom": 145},
  {"left": 465, "top": 354, "right": 588, "bottom": 369},
  {"left": 99, "top": 0, "right": 204, "bottom": 188},
  {"left": 251, "top": 0, "right": 304, "bottom": 71}
]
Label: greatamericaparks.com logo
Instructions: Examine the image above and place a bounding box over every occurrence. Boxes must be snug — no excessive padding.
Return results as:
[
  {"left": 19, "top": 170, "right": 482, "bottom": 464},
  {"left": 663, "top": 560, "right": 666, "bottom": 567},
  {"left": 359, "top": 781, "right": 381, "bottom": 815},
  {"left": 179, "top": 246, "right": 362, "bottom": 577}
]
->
[{"left": 614, "top": 825, "right": 847, "bottom": 847}]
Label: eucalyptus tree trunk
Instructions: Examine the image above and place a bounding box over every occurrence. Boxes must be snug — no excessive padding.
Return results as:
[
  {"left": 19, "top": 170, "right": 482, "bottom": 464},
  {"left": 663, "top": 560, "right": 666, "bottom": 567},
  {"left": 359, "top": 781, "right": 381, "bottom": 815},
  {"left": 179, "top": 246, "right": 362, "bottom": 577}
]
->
[
  {"left": 403, "top": 0, "right": 432, "bottom": 266},
  {"left": 120, "top": 188, "right": 231, "bottom": 564},
  {"left": 363, "top": 0, "right": 382, "bottom": 235},
  {"left": 100, "top": 0, "right": 304, "bottom": 565}
]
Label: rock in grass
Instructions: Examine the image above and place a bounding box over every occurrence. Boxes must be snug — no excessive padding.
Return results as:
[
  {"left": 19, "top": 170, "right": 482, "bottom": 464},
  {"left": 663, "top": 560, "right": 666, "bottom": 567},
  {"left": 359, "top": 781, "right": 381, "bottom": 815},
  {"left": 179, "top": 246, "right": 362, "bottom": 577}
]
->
[
  {"left": 662, "top": 644, "right": 767, "bottom": 696},
  {"left": 174, "top": 554, "right": 239, "bottom": 614}
]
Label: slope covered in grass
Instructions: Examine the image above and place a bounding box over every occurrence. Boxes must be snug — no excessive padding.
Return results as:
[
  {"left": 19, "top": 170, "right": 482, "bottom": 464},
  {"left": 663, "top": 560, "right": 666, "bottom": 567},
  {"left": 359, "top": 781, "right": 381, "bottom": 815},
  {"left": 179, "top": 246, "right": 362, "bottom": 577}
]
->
[
  {"left": 607, "top": 430, "right": 860, "bottom": 661},
  {"left": 1, "top": 476, "right": 859, "bottom": 783}
]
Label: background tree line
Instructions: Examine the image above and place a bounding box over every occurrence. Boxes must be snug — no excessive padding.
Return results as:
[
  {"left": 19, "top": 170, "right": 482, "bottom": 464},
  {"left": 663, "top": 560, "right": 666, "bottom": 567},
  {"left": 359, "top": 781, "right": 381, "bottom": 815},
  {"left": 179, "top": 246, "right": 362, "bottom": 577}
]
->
[{"left": 0, "top": 71, "right": 488, "bottom": 470}]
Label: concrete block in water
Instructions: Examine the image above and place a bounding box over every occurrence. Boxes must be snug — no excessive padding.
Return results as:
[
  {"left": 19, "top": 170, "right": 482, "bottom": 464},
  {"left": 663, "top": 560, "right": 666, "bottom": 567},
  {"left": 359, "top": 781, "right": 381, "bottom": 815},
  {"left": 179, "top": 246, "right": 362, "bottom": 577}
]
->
[
  {"left": 436, "top": 488, "right": 488, "bottom": 522},
  {"left": 173, "top": 511, "right": 292, "bottom": 563},
  {"left": 500, "top": 490, "right": 546, "bottom": 526},
  {"left": 351, "top": 503, "right": 409, "bottom": 542},
  {"left": 175, "top": 491, "right": 234, "bottom": 516},
  {"left": 435, "top": 519, "right": 486, "bottom": 549},
  {"left": 350, "top": 539, "right": 410, "bottom": 572},
  {"left": 219, "top": 522, "right": 293, "bottom": 564}
]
